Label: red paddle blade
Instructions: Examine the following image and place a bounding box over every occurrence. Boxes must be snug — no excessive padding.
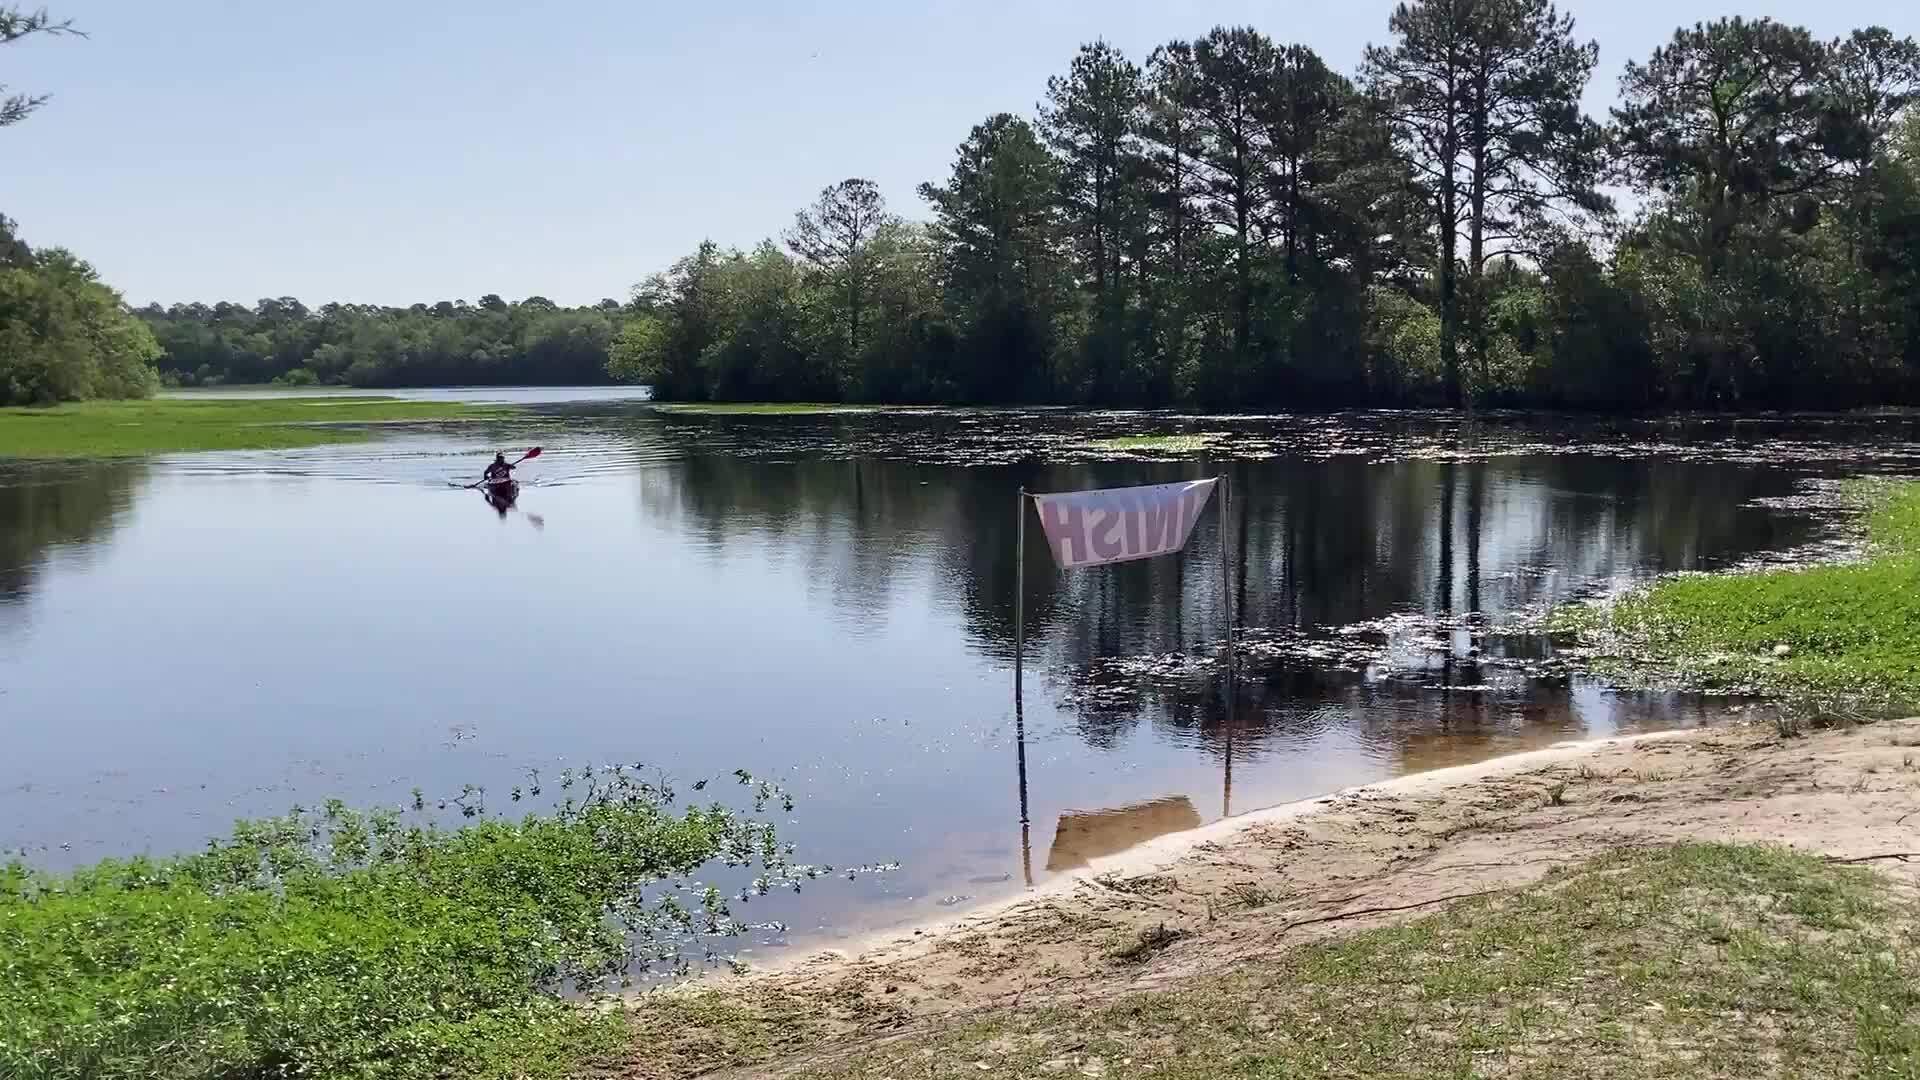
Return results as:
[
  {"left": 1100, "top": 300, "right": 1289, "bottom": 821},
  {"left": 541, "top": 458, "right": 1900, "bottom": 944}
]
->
[{"left": 522, "top": 447, "right": 542, "bottom": 460}]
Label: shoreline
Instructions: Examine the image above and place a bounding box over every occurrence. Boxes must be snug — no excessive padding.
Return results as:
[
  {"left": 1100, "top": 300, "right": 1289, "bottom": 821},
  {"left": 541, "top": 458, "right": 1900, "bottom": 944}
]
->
[
  {"left": 757, "top": 726, "right": 1704, "bottom": 975},
  {"left": 639, "top": 714, "right": 1920, "bottom": 1078}
]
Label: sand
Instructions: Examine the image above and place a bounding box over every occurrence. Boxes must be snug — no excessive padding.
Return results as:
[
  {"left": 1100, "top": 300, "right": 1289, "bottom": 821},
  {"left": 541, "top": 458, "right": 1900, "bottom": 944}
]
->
[{"left": 662, "top": 717, "right": 1920, "bottom": 1077}]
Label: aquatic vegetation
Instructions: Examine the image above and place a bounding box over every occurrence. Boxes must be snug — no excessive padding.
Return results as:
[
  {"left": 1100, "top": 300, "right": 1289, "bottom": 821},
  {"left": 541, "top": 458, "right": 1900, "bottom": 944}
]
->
[
  {"left": 1559, "top": 479, "right": 1920, "bottom": 715},
  {"left": 0, "top": 397, "right": 511, "bottom": 458},
  {"left": 1079, "top": 432, "right": 1228, "bottom": 455},
  {"left": 652, "top": 402, "right": 886, "bottom": 416},
  {"left": 0, "top": 767, "right": 819, "bottom": 1080}
]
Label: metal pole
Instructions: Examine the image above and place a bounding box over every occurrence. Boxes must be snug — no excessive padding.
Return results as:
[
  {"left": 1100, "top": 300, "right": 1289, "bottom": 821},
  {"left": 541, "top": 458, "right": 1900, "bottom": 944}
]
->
[
  {"left": 1015, "top": 486, "right": 1032, "bottom": 886},
  {"left": 1015, "top": 487, "right": 1026, "bottom": 701},
  {"left": 1220, "top": 472, "right": 1235, "bottom": 818},
  {"left": 1219, "top": 472, "right": 1234, "bottom": 677},
  {"left": 1016, "top": 694, "right": 1033, "bottom": 887}
]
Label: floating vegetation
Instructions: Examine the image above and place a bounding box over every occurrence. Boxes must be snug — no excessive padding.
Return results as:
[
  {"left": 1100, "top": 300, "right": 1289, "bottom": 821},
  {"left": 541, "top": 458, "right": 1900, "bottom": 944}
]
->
[
  {"left": 652, "top": 402, "right": 888, "bottom": 416},
  {"left": 1062, "top": 610, "right": 1588, "bottom": 711},
  {"left": 1079, "top": 432, "right": 1230, "bottom": 456},
  {"left": 630, "top": 408, "right": 1920, "bottom": 471}
]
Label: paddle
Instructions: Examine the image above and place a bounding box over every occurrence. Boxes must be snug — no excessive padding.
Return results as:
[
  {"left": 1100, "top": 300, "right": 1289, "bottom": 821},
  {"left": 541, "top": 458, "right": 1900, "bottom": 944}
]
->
[{"left": 467, "top": 446, "right": 542, "bottom": 488}]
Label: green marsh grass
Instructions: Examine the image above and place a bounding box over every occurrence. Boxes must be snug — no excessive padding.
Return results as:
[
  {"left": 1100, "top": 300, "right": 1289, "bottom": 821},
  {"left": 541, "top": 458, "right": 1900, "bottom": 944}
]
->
[
  {"left": 0, "top": 397, "right": 511, "bottom": 458},
  {"left": 1556, "top": 479, "right": 1920, "bottom": 713}
]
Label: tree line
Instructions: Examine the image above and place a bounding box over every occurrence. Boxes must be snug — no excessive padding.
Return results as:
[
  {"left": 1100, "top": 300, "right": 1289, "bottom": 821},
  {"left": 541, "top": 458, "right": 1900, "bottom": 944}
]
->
[
  {"left": 136, "top": 295, "right": 624, "bottom": 388},
  {"left": 618, "top": 7, "right": 1920, "bottom": 410}
]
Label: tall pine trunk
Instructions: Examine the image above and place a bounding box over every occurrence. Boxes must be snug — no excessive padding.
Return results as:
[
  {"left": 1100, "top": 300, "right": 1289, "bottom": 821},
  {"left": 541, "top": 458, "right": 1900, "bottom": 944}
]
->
[{"left": 1440, "top": 112, "right": 1460, "bottom": 408}]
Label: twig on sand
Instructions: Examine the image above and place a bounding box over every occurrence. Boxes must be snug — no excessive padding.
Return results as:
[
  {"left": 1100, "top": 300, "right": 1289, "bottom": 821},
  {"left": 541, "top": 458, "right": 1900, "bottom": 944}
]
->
[
  {"left": 1281, "top": 888, "right": 1504, "bottom": 933},
  {"left": 1825, "top": 852, "right": 1920, "bottom": 864},
  {"left": 1393, "top": 857, "right": 1574, "bottom": 878}
]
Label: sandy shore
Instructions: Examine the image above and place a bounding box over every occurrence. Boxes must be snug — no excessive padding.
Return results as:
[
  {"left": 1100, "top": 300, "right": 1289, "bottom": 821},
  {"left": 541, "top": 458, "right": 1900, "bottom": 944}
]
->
[{"left": 655, "top": 717, "right": 1920, "bottom": 1077}]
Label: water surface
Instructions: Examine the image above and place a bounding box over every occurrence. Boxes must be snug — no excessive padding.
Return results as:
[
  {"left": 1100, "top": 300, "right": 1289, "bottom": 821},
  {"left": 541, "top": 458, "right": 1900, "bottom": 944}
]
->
[{"left": 4, "top": 395, "right": 1914, "bottom": 960}]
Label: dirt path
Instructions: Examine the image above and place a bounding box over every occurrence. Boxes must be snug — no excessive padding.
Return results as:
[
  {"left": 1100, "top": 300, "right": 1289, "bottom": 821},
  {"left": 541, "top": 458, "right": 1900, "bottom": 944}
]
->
[{"left": 633, "top": 718, "right": 1920, "bottom": 1078}]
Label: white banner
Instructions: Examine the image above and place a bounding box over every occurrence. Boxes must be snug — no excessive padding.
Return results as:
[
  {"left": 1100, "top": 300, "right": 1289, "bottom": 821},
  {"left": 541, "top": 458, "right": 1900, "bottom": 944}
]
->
[{"left": 1031, "top": 478, "right": 1217, "bottom": 569}]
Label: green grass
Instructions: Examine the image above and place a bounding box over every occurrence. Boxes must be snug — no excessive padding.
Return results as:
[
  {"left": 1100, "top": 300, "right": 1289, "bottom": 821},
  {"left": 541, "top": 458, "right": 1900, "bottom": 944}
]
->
[
  {"left": 1080, "top": 432, "right": 1229, "bottom": 454},
  {"left": 1556, "top": 479, "right": 1920, "bottom": 713},
  {"left": 758, "top": 844, "right": 1918, "bottom": 1080},
  {"left": 651, "top": 402, "right": 884, "bottom": 416},
  {"left": 0, "top": 769, "right": 815, "bottom": 1080},
  {"left": 0, "top": 398, "right": 512, "bottom": 458}
]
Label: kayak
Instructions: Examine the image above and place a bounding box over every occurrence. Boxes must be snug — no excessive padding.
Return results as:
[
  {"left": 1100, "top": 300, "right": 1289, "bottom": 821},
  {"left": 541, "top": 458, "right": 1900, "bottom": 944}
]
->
[{"left": 482, "top": 478, "right": 518, "bottom": 500}]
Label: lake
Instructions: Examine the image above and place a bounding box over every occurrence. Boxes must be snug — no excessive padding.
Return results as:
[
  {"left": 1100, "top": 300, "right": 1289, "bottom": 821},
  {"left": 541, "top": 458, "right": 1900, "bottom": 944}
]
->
[{"left": 4, "top": 392, "right": 1917, "bottom": 966}]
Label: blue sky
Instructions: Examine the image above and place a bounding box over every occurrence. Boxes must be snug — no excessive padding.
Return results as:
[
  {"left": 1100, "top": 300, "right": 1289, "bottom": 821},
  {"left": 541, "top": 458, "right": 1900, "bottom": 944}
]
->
[{"left": 5, "top": 0, "right": 1905, "bottom": 306}]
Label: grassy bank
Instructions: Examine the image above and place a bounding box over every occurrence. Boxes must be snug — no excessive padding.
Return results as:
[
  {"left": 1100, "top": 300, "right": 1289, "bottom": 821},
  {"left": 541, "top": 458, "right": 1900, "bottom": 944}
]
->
[
  {"left": 1556, "top": 479, "right": 1920, "bottom": 714},
  {"left": 0, "top": 771, "right": 811, "bottom": 1080},
  {"left": 634, "top": 844, "right": 1919, "bottom": 1079},
  {"left": 0, "top": 398, "right": 512, "bottom": 458}
]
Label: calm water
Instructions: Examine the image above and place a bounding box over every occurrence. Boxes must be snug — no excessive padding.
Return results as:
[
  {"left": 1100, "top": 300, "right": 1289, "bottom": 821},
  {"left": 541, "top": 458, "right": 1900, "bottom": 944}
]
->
[{"left": 5, "top": 392, "right": 1918, "bottom": 958}]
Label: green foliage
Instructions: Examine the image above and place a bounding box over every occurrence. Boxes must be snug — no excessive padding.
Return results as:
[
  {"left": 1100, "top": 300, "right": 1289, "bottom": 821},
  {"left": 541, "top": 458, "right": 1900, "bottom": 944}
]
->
[
  {"left": 601, "top": 17, "right": 1920, "bottom": 413},
  {"left": 0, "top": 768, "right": 818, "bottom": 1079},
  {"left": 136, "top": 295, "right": 622, "bottom": 389},
  {"left": 0, "top": 397, "right": 509, "bottom": 458},
  {"left": 606, "top": 311, "right": 668, "bottom": 386},
  {"left": 919, "top": 114, "right": 1068, "bottom": 403},
  {"left": 1364, "top": 0, "right": 1610, "bottom": 406},
  {"left": 0, "top": 250, "right": 160, "bottom": 406},
  {"left": 1362, "top": 286, "right": 1443, "bottom": 398},
  {"left": 1562, "top": 481, "right": 1920, "bottom": 711}
]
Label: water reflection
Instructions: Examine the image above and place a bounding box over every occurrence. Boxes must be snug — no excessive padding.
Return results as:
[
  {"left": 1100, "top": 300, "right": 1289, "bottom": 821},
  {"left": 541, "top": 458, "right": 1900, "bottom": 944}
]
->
[
  {"left": 1044, "top": 795, "right": 1202, "bottom": 871},
  {"left": 632, "top": 449, "right": 1812, "bottom": 758},
  {"left": 0, "top": 461, "right": 147, "bottom": 613}
]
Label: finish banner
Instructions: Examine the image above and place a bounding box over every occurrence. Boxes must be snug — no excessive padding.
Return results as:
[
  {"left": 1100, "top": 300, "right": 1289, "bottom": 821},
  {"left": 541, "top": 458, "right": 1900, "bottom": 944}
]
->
[{"left": 1031, "top": 478, "right": 1217, "bottom": 570}]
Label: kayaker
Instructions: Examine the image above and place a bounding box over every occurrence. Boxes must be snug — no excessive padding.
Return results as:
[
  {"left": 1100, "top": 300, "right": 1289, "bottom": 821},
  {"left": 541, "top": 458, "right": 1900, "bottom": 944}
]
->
[{"left": 483, "top": 453, "right": 513, "bottom": 483}]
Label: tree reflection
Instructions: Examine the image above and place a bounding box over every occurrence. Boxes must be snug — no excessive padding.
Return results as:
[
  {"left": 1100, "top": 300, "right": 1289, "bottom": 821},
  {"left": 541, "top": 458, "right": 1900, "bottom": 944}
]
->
[
  {"left": 630, "top": 417, "right": 1820, "bottom": 758},
  {"left": 0, "top": 461, "right": 147, "bottom": 614}
]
